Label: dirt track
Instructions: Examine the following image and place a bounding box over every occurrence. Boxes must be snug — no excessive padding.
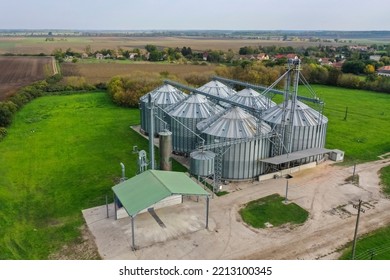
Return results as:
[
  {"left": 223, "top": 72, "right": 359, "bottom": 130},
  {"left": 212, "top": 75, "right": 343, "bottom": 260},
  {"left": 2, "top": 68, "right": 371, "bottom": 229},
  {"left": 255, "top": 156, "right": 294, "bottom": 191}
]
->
[{"left": 84, "top": 158, "right": 390, "bottom": 260}]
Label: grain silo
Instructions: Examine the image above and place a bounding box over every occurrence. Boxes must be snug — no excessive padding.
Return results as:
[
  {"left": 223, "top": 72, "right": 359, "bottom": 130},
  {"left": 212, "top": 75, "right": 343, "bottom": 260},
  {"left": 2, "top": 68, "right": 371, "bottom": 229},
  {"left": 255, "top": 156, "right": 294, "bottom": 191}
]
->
[
  {"left": 228, "top": 88, "right": 276, "bottom": 111},
  {"left": 165, "top": 93, "right": 222, "bottom": 154},
  {"left": 139, "top": 84, "right": 186, "bottom": 135},
  {"left": 196, "top": 106, "right": 272, "bottom": 180},
  {"left": 197, "top": 80, "right": 236, "bottom": 107},
  {"left": 262, "top": 100, "right": 328, "bottom": 161},
  {"left": 190, "top": 150, "right": 215, "bottom": 177}
]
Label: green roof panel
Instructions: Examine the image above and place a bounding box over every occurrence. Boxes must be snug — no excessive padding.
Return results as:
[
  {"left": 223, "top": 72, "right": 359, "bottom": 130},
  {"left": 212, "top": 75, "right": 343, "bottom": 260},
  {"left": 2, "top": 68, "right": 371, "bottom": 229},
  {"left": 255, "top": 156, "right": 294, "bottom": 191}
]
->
[
  {"left": 112, "top": 170, "right": 209, "bottom": 217},
  {"left": 150, "top": 170, "right": 210, "bottom": 196}
]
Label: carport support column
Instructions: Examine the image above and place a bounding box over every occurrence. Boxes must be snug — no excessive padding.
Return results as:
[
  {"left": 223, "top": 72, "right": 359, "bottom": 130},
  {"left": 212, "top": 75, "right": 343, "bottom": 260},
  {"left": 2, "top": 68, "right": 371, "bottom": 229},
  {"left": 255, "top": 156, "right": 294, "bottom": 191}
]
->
[
  {"left": 206, "top": 196, "right": 210, "bottom": 229},
  {"left": 131, "top": 215, "right": 136, "bottom": 251},
  {"left": 114, "top": 194, "right": 118, "bottom": 220}
]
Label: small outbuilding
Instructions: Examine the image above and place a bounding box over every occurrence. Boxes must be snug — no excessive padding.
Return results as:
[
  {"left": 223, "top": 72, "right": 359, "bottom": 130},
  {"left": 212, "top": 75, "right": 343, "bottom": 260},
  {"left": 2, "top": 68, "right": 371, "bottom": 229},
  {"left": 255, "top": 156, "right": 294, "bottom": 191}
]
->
[{"left": 112, "top": 170, "right": 211, "bottom": 250}]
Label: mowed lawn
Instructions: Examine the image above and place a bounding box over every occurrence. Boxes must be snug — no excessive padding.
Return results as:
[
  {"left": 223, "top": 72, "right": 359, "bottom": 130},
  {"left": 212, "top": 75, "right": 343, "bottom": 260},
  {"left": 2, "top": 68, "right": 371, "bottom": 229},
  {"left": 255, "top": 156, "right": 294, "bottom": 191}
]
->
[
  {"left": 339, "top": 226, "right": 390, "bottom": 260},
  {"left": 300, "top": 85, "right": 390, "bottom": 163},
  {"left": 0, "top": 92, "right": 167, "bottom": 259}
]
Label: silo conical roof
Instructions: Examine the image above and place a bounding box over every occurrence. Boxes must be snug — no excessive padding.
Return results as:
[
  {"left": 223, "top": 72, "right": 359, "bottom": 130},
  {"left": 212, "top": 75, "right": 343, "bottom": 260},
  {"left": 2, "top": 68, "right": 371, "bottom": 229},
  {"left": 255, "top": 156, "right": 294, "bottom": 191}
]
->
[
  {"left": 229, "top": 88, "right": 276, "bottom": 111},
  {"left": 262, "top": 100, "right": 328, "bottom": 126},
  {"left": 140, "top": 84, "right": 186, "bottom": 105},
  {"left": 197, "top": 106, "right": 271, "bottom": 138},
  {"left": 166, "top": 93, "right": 221, "bottom": 118},
  {"left": 197, "top": 80, "right": 236, "bottom": 99}
]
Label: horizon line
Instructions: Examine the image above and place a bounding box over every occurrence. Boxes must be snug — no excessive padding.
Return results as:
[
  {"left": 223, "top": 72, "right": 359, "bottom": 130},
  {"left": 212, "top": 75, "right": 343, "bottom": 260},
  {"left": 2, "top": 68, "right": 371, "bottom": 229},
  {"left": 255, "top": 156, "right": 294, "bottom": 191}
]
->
[{"left": 1, "top": 29, "right": 390, "bottom": 32}]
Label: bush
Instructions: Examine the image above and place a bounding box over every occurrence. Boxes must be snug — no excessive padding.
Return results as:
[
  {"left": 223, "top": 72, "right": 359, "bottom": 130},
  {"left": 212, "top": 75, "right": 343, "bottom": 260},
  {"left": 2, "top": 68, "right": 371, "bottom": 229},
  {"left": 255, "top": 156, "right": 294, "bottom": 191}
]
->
[
  {"left": 183, "top": 72, "right": 212, "bottom": 87},
  {"left": 302, "top": 64, "right": 329, "bottom": 84},
  {"left": 46, "top": 74, "right": 63, "bottom": 84},
  {"left": 337, "top": 74, "right": 363, "bottom": 89},
  {"left": 0, "top": 127, "right": 7, "bottom": 140},
  {"left": 365, "top": 76, "right": 390, "bottom": 93},
  {"left": 0, "top": 102, "right": 13, "bottom": 127},
  {"left": 215, "top": 62, "right": 284, "bottom": 88},
  {"left": 95, "top": 82, "right": 107, "bottom": 90},
  {"left": 107, "top": 72, "right": 162, "bottom": 107}
]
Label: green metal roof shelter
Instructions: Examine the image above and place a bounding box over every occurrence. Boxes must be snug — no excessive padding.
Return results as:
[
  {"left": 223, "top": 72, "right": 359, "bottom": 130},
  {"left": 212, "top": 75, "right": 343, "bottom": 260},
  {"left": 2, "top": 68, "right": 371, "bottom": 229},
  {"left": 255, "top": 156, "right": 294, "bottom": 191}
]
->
[{"left": 112, "top": 170, "right": 211, "bottom": 250}]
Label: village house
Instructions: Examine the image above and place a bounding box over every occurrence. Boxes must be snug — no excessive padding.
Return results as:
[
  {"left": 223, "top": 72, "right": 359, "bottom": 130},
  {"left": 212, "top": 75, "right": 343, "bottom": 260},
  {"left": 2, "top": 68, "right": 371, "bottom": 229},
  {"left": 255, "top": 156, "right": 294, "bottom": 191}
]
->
[
  {"left": 202, "top": 52, "right": 209, "bottom": 61},
  {"left": 129, "top": 53, "right": 138, "bottom": 60},
  {"left": 318, "top": 58, "right": 333, "bottom": 66},
  {"left": 257, "top": 53, "right": 269, "bottom": 61},
  {"left": 332, "top": 60, "right": 345, "bottom": 70},
  {"left": 377, "top": 66, "right": 390, "bottom": 77},
  {"left": 369, "top": 55, "right": 381, "bottom": 62}
]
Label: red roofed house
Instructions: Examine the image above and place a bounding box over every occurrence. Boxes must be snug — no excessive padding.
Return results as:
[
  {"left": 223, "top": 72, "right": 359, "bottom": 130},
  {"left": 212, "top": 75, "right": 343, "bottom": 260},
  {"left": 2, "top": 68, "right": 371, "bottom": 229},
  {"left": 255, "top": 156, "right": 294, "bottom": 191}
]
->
[
  {"left": 286, "top": 53, "right": 298, "bottom": 59},
  {"left": 257, "top": 53, "right": 269, "bottom": 61},
  {"left": 318, "top": 58, "right": 333, "bottom": 66},
  {"left": 378, "top": 66, "right": 390, "bottom": 77}
]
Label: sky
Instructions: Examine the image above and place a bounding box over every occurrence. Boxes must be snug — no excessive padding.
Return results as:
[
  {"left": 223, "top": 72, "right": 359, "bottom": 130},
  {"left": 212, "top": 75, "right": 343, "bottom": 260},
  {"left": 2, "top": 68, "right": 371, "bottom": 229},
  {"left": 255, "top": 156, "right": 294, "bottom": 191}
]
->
[{"left": 1, "top": 0, "right": 390, "bottom": 31}]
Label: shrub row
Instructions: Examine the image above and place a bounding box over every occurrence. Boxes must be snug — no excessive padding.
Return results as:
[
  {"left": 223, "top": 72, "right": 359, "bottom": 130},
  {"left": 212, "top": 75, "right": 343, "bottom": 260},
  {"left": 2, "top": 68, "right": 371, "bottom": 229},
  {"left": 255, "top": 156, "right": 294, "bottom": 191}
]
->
[
  {"left": 301, "top": 64, "right": 390, "bottom": 93},
  {"left": 214, "top": 62, "right": 390, "bottom": 93},
  {"left": 107, "top": 72, "right": 164, "bottom": 107}
]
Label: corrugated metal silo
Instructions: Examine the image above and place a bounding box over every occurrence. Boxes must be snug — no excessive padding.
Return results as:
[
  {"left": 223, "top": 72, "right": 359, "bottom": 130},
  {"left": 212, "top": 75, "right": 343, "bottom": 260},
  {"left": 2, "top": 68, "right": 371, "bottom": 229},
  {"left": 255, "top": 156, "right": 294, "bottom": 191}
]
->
[
  {"left": 228, "top": 88, "right": 276, "bottom": 111},
  {"left": 159, "top": 131, "right": 172, "bottom": 171},
  {"left": 139, "top": 84, "right": 186, "bottom": 135},
  {"left": 262, "top": 100, "right": 328, "bottom": 160},
  {"left": 197, "top": 80, "right": 236, "bottom": 107},
  {"left": 197, "top": 106, "right": 272, "bottom": 180},
  {"left": 166, "top": 93, "right": 222, "bottom": 154},
  {"left": 190, "top": 150, "right": 215, "bottom": 177}
]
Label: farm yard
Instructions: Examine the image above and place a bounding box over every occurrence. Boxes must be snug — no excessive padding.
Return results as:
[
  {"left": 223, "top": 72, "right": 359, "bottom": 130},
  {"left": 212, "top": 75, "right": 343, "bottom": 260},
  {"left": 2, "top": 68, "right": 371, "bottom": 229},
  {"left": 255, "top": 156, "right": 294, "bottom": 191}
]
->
[{"left": 0, "top": 56, "right": 55, "bottom": 100}]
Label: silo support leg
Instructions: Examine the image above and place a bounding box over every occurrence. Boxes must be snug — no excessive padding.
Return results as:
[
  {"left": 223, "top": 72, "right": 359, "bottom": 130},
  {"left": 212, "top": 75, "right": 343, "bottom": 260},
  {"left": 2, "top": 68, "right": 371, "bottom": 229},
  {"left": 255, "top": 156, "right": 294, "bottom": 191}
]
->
[{"left": 206, "top": 196, "right": 210, "bottom": 229}]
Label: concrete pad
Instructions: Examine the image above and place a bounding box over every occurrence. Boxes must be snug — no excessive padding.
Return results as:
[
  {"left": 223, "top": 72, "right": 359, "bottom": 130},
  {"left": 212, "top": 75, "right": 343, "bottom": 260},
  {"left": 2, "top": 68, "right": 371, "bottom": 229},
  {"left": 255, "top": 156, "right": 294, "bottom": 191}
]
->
[
  {"left": 83, "top": 196, "right": 214, "bottom": 259},
  {"left": 83, "top": 155, "right": 390, "bottom": 260}
]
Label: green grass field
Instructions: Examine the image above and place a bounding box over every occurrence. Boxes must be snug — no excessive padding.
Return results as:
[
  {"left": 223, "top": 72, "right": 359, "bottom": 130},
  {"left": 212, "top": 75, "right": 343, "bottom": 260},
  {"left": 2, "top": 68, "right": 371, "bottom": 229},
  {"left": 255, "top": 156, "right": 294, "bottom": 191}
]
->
[
  {"left": 339, "top": 226, "right": 390, "bottom": 260},
  {"left": 0, "top": 92, "right": 185, "bottom": 259},
  {"left": 299, "top": 85, "right": 390, "bottom": 164},
  {"left": 239, "top": 194, "right": 309, "bottom": 228}
]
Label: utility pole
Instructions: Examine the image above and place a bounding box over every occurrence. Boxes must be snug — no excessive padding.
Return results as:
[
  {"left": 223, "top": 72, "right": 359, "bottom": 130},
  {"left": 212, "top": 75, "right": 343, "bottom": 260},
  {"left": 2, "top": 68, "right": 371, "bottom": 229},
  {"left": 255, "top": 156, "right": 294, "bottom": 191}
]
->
[{"left": 351, "top": 199, "right": 365, "bottom": 260}]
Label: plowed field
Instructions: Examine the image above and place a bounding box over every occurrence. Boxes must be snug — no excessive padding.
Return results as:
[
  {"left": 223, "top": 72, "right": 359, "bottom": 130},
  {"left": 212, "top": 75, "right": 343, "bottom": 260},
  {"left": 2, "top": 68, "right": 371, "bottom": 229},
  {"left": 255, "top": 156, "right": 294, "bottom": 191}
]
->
[{"left": 0, "top": 56, "right": 54, "bottom": 100}]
